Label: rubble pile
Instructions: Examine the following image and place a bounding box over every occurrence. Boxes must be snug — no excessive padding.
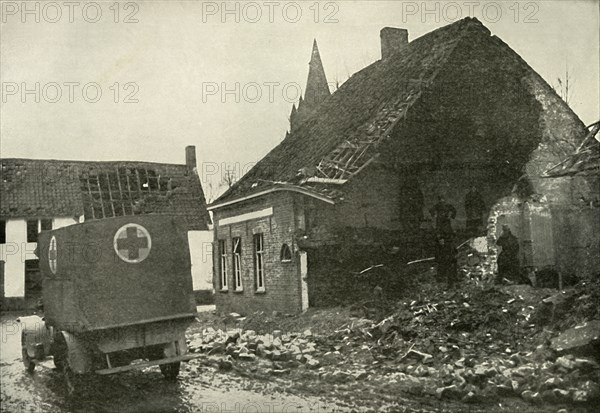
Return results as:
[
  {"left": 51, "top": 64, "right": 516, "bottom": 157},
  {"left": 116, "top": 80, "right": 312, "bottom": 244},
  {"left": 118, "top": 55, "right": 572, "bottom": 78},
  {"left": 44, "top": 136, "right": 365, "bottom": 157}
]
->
[
  {"left": 326, "top": 280, "right": 600, "bottom": 405},
  {"left": 189, "top": 269, "right": 599, "bottom": 408},
  {"left": 188, "top": 327, "right": 323, "bottom": 374},
  {"left": 333, "top": 285, "right": 535, "bottom": 356},
  {"left": 537, "top": 279, "right": 600, "bottom": 332}
]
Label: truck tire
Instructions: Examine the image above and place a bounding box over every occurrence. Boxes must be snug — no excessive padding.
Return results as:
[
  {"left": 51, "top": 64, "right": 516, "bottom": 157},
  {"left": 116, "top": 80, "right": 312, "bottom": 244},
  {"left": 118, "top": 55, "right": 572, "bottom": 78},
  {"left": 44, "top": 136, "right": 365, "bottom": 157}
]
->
[
  {"left": 160, "top": 362, "right": 181, "bottom": 380},
  {"left": 21, "top": 332, "right": 35, "bottom": 374},
  {"left": 52, "top": 333, "right": 78, "bottom": 396},
  {"left": 52, "top": 332, "right": 66, "bottom": 371}
]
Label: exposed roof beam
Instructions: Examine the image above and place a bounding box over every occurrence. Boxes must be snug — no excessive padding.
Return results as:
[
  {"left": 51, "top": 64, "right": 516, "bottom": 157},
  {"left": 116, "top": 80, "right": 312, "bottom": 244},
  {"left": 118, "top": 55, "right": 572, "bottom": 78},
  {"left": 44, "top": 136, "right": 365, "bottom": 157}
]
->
[
  {"left": 208, "top": 186, "right": 335, "bottom": 211},
  {"left": 301, "top": 177, "right": 348, "bottom": 185}
]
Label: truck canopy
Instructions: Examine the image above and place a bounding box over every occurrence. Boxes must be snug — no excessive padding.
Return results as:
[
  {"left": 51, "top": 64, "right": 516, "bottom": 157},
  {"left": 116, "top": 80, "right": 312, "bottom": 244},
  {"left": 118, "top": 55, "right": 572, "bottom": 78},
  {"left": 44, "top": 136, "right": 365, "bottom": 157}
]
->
[{"left": 38, "top": 215, "right": 196, "bottom": 332}]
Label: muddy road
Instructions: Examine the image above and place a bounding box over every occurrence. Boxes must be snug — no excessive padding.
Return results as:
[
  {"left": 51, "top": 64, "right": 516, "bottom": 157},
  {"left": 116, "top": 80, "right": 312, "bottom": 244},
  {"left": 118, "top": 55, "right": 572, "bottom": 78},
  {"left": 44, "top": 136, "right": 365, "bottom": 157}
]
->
[{"left": 0, "top": 312, "right": 348, "bottom": 413}]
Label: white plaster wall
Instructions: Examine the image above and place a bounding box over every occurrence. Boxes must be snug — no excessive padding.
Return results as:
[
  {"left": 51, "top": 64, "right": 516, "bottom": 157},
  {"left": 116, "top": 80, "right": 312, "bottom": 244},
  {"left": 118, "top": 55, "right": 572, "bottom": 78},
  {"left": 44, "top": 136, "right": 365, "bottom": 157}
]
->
[
  {"left": 1, "top": 217, "right": 79, "bottom": 298},
  {"left": 188, "top": 230, "right": 214, "bottom": 291},
  {"left": 1, "top": 219, "right": 27, "bottom": 297}
]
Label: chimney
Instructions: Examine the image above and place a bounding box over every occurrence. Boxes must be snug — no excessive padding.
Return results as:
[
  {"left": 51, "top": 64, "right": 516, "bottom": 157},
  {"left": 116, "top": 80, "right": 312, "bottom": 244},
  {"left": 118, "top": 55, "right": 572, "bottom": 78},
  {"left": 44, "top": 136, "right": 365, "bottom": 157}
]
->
[
  {"left": 380, "top": 27, "right": 408, "bottom": 60},
  {"left": 185, "top": 145, "right": 197, "bottom": 169}
]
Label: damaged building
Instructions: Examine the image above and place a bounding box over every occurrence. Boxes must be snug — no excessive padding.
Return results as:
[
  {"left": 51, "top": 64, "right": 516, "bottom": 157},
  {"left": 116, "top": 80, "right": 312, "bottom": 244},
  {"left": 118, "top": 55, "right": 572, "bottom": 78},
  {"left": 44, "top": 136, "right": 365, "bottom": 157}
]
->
[
  {"left": 208, "top": 17, "right": 594, "bottom": 314},
  {"left": 0, "top": 146, "right": 212, "bottom": 310}
]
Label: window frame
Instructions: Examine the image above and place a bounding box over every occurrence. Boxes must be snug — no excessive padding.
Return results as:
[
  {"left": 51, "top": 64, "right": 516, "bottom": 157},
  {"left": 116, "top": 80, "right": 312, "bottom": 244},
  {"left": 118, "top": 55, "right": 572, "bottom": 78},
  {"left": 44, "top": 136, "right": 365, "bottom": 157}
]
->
[
  {"left": 232, "top": 237, "right": 243, "bottom": 291},
  {"left": 218, "top": 239, "right": 228, "bottom": 291},
  {"left": 254, "top": 233, "right": 265, "bottom": 292}
]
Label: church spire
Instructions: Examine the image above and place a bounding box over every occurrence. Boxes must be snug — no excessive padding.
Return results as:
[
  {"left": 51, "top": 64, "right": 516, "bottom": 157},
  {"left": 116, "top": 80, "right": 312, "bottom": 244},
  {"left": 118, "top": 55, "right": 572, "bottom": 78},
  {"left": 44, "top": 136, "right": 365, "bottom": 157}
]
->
[
  {"left": 289, "top": 39, "right": 330, "bottom": 133},
  {"left": 289, "top": 103, "right": 298, "bottom": 132},
  {"left": 303, "top": 39, "right": 330, "bottom": 109}
]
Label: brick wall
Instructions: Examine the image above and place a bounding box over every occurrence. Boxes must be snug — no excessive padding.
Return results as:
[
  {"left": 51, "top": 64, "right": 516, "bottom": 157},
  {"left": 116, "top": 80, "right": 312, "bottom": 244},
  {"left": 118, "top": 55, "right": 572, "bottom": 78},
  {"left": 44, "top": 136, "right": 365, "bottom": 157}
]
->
[
  {"left": 303, "top": 164, "right": 518, "bottom": 308},
  {"left": 212, "top": 192, "right": 302, "bottom": 315},
  {"left": 334, "top": 164, "right": 403, "bottom": 230},
  {"left": 311, "top": 163, "right": 515, "bottom": 238}
]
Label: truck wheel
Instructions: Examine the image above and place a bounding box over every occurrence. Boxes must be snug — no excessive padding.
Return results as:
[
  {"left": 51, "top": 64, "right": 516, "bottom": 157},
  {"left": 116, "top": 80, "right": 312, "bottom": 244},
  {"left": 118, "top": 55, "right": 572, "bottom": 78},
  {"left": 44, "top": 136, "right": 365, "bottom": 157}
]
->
[
  {"left": 52, "top": 333, "right": 67, "bottom": 371},
  {"left": 21, "top": 332, "right": 35, "bottom": 374},
  {"left": 160, "top": 362, "right": 180, "bottom": 380},
  {"left": 54, "top": 335, "right": 77, "bottom": 395}
]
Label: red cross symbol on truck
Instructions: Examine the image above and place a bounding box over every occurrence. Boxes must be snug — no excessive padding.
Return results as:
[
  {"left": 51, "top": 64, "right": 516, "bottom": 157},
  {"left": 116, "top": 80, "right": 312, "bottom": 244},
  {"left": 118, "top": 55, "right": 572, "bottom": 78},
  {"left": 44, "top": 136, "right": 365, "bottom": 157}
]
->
[{"left": 113, "top": 224, "right": 152, "bottom": 263}]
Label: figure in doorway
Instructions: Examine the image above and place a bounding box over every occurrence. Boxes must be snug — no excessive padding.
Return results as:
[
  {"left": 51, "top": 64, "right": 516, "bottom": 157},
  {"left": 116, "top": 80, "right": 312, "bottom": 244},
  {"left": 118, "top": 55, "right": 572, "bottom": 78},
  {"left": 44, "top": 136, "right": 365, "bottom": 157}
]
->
[{"left": 496, "top": 224, "right": 520, "bottom": 284}]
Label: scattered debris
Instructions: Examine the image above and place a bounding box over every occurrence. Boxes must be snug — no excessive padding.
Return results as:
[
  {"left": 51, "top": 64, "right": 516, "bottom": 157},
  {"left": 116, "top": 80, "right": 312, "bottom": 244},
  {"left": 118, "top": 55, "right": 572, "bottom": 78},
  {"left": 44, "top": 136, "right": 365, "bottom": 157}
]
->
[
  {"left": 190, "top": 266, "right": 600, "bottom": 409},
  {"left": 551, "top": 320, "right": 600, "bottom": 354}
]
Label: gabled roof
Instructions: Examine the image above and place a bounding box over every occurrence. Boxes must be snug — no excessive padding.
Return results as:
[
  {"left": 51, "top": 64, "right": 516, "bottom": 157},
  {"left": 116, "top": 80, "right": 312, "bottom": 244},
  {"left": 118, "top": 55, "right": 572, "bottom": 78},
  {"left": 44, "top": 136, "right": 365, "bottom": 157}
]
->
[
  {"left": 544, "top": 121, "right": 600, "bottom": 177},
  {"left": 211, "top": 17, "right": 585, "bottom": 210},
  {"left": 0, "top": 158, "right": 211, "bottom": 230},
  {"left": 212, "top": 18, "right": 484, "bottom": 209}
]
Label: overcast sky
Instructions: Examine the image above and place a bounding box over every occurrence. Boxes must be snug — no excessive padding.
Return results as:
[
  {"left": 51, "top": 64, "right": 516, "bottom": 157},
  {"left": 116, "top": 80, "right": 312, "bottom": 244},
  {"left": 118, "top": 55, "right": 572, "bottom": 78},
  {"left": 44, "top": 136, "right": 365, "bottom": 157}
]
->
[{"left": 1, "top": 0, "right": 598, "bottom": 195}]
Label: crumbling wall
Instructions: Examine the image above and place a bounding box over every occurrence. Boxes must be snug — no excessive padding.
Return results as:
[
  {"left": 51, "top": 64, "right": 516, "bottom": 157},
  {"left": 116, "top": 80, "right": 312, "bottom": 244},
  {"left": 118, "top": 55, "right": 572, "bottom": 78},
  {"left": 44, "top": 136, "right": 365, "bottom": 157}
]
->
[
  {"left": 520, "top": 75, "right": 588, "bottom": 202},
  {"left": 488, "top": 186, "right": 599, "bottom": 284},
  {"left": 488, "top": 196, "right": 554, "bottom": 269},
  {"left": 552, "top": 205, "right": 599, "bottom": 280},
  {"left": 549, "top": 175, "right": 600, "bottom": 280}
]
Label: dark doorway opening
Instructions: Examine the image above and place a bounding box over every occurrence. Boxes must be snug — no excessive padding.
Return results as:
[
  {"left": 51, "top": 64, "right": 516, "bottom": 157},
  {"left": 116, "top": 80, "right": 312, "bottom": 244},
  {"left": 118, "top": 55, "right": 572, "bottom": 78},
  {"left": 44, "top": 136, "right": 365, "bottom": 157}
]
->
[{"left": 25, "top": 259, "right": 42, "bottom": 299}]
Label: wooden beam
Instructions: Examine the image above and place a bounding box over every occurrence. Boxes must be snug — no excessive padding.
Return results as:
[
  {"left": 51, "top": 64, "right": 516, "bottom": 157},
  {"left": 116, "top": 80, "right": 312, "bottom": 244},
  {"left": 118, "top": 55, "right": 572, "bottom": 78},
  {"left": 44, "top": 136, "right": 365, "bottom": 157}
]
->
[
  {"left": 106, "top": 172, "right": 116, "bottom": 217},
  {"left": 115, "top": 167, "right": 126, "bottom": 216},
  {"left": 85, "top": 179, "right": 96, "bottom": 220},
  {"left": 95, "top": 175, "right": 106, "bottom": 218}
]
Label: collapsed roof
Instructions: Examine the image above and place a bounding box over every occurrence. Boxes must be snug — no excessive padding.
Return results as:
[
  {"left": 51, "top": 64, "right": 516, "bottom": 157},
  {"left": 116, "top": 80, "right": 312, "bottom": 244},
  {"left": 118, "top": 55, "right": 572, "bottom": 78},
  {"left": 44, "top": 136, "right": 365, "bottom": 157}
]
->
[
  {"left": 211, "top": 17, "right": 586, "bottom": 209},
  {"left": 0, "top": 157, "right": 211, "bottom": 230},
  {"left": 544, "top": 121, "right": 600, "bottom": 178}
]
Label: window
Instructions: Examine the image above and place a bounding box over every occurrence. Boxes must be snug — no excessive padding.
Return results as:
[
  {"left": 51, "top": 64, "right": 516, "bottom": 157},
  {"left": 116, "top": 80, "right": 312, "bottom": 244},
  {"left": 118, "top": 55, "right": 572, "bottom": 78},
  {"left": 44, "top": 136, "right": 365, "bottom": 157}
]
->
[
  {"left": 280, "top": 244, "right": 292, "bottom": 262},
  {"left": 218, "top": 240, "right": 228, "bottom": 291},
  {"left": 232, "top": 237, "right": 242, "bottom": 291},
  {"left": 26, "top": 220, "right": 38, "bottom": 243},
  {"left": 254, "top": 234, "right": 265, "bottom": 291},
  {"left": 0, "top": 220, "right": 6, "bottom": 244},
  {"left": 40, "top": 219, "right": 53, "bottom": 231}
]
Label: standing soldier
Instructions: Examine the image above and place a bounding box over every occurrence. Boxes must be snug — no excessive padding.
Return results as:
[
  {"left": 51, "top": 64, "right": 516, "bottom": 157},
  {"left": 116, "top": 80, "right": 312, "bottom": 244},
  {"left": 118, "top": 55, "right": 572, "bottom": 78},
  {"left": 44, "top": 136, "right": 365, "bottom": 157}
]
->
[
  {"left": 429, "top": 195, "right": 457, "bottom": 238},
  {"left": 465, "top": 186, "right": 487, "bottom": 237},
  {"left": 496, "top": 224, "right": 520, "bottom": 284}
]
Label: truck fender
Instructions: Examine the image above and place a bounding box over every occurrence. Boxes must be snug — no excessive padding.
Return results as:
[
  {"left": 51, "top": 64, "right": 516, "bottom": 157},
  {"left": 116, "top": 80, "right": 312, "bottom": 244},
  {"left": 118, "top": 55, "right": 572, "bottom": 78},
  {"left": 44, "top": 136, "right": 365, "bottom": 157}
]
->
[
  {"left": 17, "top": 315, "right": 52, "bottom": 359},
  {"left": 59, "top": 331, "right": 93, "bottom": 374}
]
